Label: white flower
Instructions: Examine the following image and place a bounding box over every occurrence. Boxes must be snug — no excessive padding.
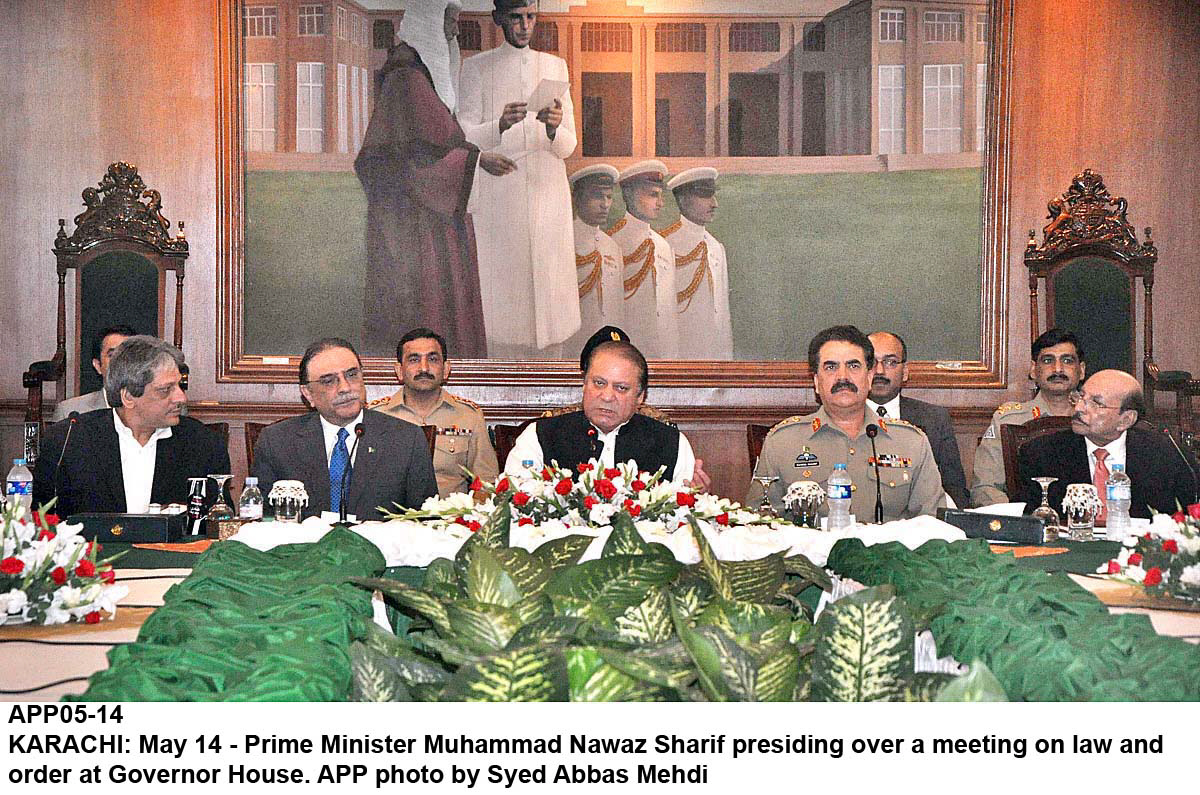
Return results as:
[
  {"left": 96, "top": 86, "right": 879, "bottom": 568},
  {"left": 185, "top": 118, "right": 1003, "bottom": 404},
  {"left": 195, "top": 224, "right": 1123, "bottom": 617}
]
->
[
  {"left": 1, "top": 588, "right": 28, "bottom": 615},
  {"left": 1124, "top": 564, "right": 1146, "bottom": 583},
  {"left": 694, "top": 493, "right": 727, "bottom": 516},
  {"left": 43, "top": 604, "right": 70, "bottom": 625},
  {"left": 1179, "top": 563, "right": 1200, "bottom": 589},
  {"left": 588, "top": 502, "right": 618, "bottom": 525}
]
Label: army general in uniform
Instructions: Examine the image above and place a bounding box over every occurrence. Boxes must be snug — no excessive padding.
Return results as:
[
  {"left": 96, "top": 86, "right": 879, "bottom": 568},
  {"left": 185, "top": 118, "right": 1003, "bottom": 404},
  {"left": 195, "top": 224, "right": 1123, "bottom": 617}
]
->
[
  {"left": 748, "top": 325, "right": 944, "bottom": 521},
  {"left": 371, "top": 328, "right": 498, "bottom": 496}
]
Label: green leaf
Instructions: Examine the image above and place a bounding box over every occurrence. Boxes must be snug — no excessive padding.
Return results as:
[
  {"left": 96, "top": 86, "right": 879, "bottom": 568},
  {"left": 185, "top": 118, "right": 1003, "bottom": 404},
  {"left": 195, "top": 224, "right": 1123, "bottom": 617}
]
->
[
  {"left": 474, "top": 499, "right": 511, "bottom": 548},
  {"left": 466, "top": 546, "right": 523, "bottom": 607},
  {"left": 507, "top": 616, "right": 588, "bottom": 649},
  {"left": 546, "top": 554, "right": 681, "bottom": 618},
  {"left": 784, "top": 553, "right": 833, "bottom": 592},
  {"left": 423, "top": 558, "right": 462, "bottom": 600},
  {"left": 724, "top": 551, "right": 787, "bottom": 604},
  {"left": 357, "top": 622, "right": 451, "bottom": 685},
  {"left": 446, "top": 601, "right": 526, "bottom": 653},
  {"left": 548, "top": 594, "right": 614, "bottom": 625},
  {"left": 490, "top": 547, "right": 552, "bottom": 597},
  {"left": 687, "top": 516, "right": 733, "bottom": 600},
  {"left": 349, "top": 642, "right": 413, "bottom": 702},
  {"left": 599, "top": 646, "right": 697, "bottom": 691},
  {"left": 695, "top": 598, "right": 792, "bottom": 649},
  {"left": 615, "top": 586, "right": 675, "bottom": 644},
  {"left": 600, "top": 512, "right": 672, "bottom": 560},
  {"left": 533, "top": 534, "right": 595, "bottom": 572},
  {"left": 410, "top": 632, "right": 481, "bottom": 667},
  {"left": 810, "top": 585, "right": 914, "bottom": 702},
  {"left": 443, "top": 646, "right": 569, "bottom": 702},
  {"left": 903, "top": 673, "right": 955, "bottom": 702},
  {"left": 670, "top": 577, "right": 715, "bottom": 622},
  {"left": 566, "top": 647, "right": 668, "bottom": 702},
  {"left": 352, "top": 577, "right": 452, "bottom": 636},
  {"left": 936, "top": 660, "right": 1008, "bottom": 702}
]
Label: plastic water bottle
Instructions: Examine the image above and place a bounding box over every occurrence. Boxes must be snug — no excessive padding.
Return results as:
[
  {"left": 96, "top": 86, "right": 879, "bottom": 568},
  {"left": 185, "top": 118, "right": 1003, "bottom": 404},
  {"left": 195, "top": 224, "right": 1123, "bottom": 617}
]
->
[
  {"left": 827, "top": 463, "right": 853, "bottom": 531},
  {"left": 5, "top": 458, "right": 34, "bottom": 516},
  {"left": 238, "top": 476, "right": 264, "bottom": 521},
  {"left": 1105, "top": 463, "right": 1132, "bottom": 538}
]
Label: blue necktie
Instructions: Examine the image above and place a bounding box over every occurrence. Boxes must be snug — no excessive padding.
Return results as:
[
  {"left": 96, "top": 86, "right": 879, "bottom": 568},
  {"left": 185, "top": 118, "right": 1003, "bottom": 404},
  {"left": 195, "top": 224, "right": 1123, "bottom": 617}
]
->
[{"left": 329, "top": 427, "right": 350, "bottom": 514}]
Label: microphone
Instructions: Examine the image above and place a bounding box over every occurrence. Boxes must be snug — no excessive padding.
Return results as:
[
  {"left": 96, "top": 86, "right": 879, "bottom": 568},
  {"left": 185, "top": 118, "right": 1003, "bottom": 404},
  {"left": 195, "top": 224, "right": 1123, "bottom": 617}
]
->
[
  {"left": 1155, "top": 422, "right": 1199, "bottom": 504},
  {"left": 586, "top": 426, "right": 602, "bottom": 463},
  {"left": 52, "top": 412, "right": 80, "bottom": 506},
  {"left": 339, "top": 423, "right": 365, "bottom": 524},
  {"left": 865, "top": 423, "right": 884, "bottom": 524}
]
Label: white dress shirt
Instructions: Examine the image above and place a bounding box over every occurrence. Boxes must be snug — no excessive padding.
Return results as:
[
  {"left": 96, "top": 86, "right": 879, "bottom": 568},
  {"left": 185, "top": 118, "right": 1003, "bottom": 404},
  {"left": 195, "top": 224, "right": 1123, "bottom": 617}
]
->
[
  {"left": 113, "top": 409, "right": 172, "bottom": 513},
  {"left": 1085, "top": 431, "right": 1128, "bottom": 475},
  {"left": 319, "top": 411, "right": 365, "bottom": 468},
  {"left": 866, "top": 396, "right": 902, "bottom": 419},
  {"left": 505, "top": 418, "right": 696, "bottom": 482}
]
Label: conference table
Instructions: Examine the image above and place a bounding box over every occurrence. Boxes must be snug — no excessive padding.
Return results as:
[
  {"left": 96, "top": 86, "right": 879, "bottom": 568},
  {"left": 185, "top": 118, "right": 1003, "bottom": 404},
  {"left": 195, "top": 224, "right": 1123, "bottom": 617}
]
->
[{"left": 2, "top": 536, "right": 1198, "bottom": 702}]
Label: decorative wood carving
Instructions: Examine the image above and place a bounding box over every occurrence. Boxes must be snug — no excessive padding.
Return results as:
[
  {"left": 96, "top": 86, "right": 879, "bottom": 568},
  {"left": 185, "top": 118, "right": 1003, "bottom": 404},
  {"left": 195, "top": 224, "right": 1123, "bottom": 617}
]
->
[
  {"left": 54, "top": 162, "right": 189, "bottom": 258},
  {"left": 1024, "top": 168, "right": 1156, "bottom": 267}
]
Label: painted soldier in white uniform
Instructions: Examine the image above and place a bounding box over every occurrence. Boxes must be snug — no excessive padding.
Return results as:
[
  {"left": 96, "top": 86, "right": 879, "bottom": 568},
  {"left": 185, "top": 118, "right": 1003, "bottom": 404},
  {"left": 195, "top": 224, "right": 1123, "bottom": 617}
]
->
[{"left": 568, "top": 164, "right": 624, "bottom": 353}]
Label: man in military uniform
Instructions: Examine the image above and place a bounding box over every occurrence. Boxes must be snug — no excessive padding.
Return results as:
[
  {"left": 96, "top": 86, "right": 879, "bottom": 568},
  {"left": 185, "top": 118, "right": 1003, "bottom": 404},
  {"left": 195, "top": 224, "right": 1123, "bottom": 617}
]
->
[
  {"left": 970, "top": 328, "right": 1085, "bottom": 506},
  {"left": 371, "top": 327, "right": 498, "bottom": 496},
  {"left": 567, "top": 164, "right": 624, "bottom": 355},
  {"left": 748, "top": 325, "right": 944, "bottom": 521}
]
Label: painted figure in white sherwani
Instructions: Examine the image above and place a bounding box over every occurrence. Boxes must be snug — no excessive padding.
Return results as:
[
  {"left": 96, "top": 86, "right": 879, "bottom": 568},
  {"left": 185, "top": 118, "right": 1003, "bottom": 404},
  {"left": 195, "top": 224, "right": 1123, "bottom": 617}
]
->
[
  {"left": 567, "top": 164, "right": 624, "bottom": 353},
  {"left": 458, "top": 1, "right": 578, "bottom": 357},
  {"left": 663, "top": 167, "right": 733, "bottom": 359},
  {"left": 607, "top": 161, "right": 679, "bottom": 359}
]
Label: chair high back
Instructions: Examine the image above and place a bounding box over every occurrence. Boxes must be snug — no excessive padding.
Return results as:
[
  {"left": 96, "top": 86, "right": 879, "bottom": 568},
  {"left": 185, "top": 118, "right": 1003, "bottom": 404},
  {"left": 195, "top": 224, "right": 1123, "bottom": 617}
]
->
[
  {"left": 1000, "top": 415, "right": 1072, "bottom": 500},
  {"left": 23, "top": 163, "right": 188, "bottom": 463}
]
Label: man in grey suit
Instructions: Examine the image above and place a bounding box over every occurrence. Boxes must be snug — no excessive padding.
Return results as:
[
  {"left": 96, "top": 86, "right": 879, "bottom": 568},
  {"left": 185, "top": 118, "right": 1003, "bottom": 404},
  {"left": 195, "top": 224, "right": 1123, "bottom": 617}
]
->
[
  {"left": 251, "top": 338, "right": 438, "bottom": 520},
  {"left": 51, "top": 324, "right": 137, "bottom": 422},
  {"left": 866, "top": 331, "right": 970, "bottom": 508}
]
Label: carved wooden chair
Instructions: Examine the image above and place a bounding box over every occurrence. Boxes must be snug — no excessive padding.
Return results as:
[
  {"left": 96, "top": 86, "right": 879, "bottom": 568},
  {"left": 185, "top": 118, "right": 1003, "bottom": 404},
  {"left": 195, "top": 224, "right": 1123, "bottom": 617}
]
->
[
  {"left": 1000, "top": 415, "right": 1073, "bottom": 500},
  {"left": 1025, "top": 169, "right": 1195, "bottom": 441},
  {"left": 539, "top": 402, "right": 678, "bottom": 428},
  {"left": 746, "top": 423, "right": 772, "bottom": 471},
  {"left": 23, "top": 163, "right": 188, "bottom": 464},
  {"left": 490, "top": 423, "right": 530, "bottom": 472}
]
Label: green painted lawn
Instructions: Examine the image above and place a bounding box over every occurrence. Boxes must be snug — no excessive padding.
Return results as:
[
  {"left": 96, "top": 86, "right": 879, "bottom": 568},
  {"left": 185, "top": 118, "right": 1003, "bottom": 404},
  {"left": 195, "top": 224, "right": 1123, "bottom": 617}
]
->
[{"left": 245, "top": 168, "right": 983, "bottom": 360}]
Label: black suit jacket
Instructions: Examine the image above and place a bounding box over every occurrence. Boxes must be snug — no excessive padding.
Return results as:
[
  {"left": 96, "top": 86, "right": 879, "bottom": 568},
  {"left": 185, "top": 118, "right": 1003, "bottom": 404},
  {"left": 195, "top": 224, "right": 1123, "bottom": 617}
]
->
[
  {"left": 250, "top": 410, "right": 437, "bottom": 520},
  {"left": 1015, "top": 425, "right": 1199, "bottom": 518},
  {"left": 31, "top": 409, "right": 231, "bottom": 516},
  {"left": 899, "top": 396, "right": 971, "bottom": 509}
]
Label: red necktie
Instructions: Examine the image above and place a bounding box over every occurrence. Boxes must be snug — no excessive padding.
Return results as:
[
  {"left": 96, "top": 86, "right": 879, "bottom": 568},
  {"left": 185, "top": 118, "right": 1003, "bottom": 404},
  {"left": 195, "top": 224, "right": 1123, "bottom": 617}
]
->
[{"left": 1092, "top": 448, "right": 1109, "bottom": 525}]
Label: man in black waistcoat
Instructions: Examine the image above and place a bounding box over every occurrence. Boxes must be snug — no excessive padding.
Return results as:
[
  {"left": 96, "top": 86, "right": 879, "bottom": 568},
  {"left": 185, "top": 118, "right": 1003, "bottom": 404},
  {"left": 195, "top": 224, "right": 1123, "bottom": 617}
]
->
[{"left": 504, "top": 340, "right": 710, "bottom": 488}]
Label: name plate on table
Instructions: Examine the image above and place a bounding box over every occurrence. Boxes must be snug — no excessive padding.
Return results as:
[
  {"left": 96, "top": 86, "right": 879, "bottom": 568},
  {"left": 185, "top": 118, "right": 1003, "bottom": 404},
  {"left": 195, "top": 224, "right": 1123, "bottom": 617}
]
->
[
  {"left": 936, "top": 508, "right": 1046, "bottom": 545},
  {"left": 67, "top": 512, "right": 190, "bottom": 543}
]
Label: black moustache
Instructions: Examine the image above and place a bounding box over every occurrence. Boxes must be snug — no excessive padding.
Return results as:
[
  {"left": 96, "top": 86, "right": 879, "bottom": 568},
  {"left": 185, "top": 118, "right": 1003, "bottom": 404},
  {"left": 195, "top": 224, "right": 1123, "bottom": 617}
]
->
[
  {"left": 1072, "top": 412, "right": 1085, "bottom": 422},
  {"left": 872, "top": 377, "right": 890, "bottom": 385},
  {"left": 831, "top": 382, "right": 858, "bottom": 393},
  {"left": 1048, "top": 375, "right": 1068, "bottom": 381}
]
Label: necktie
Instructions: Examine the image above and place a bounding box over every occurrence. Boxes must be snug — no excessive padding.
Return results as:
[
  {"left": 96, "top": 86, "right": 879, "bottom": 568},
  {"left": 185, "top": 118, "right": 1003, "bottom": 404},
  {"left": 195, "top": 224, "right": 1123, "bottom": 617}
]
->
[
  {"left": 1092, "top": 448, "right": 1109, "bottom": 525},
  {"left": 876, "top": 405, "right": 888, "bottom": 417},
  {"left": 330, "top": 427, "right": 350, "bottom": 514}
]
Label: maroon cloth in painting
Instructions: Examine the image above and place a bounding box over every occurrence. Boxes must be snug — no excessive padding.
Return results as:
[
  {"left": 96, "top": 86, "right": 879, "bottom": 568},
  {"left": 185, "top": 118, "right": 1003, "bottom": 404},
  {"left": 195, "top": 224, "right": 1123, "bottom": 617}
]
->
[{"left": 355, "top": 43, "right": 487, "bottom": 357}]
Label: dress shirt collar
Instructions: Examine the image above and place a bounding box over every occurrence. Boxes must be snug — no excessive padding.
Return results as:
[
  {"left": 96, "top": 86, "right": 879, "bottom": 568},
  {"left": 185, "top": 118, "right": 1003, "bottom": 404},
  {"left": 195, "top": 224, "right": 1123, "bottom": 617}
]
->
[
  {"left": 400, "top": 389, "right": 452, "bottom": 418},
  {"left": 112, "top": 408, "right": 172, "bottom": 446},
  {"left": 1085, "top": 431, "right": 1128, "bottom": 472},
  {"left": 591, "top": 419, "right": 630, "bottom": 470},
  {"left": 866, "top": 396, "right": 901, "bottom": 420},
  {"left": 622, "top": 212, "right": 651, "bottom": 236},
  {"left": 319, "top": 410, "right": 365, "bottom": 465},
  {"left": 498, "top": 39, "right": 533, "bottom": 61},
  {"left": 678, "top": 215, "right": 706, "bottom": 235}
]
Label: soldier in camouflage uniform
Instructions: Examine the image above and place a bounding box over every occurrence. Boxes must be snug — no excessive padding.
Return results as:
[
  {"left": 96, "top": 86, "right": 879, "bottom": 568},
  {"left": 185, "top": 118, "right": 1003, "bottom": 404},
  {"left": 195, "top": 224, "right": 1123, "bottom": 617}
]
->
[
  {"left": 748, "top": 326, "right": 944, "bottom": 521},
  {"left": 970, "top": 329, "right": 1085, "bottom": 506}
]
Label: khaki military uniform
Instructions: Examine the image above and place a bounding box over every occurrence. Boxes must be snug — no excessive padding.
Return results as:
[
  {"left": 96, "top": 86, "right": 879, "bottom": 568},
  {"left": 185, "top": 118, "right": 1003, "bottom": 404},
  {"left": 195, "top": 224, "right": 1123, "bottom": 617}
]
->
[
  {"left": 747, "top": 406, "right": 944, "bottom": 522},
  {"left": 370, "top": 389, "right": 499, "bottom": 497},
  {"left": 970, "top": 392, "right": 1065, "bottom": 506}
]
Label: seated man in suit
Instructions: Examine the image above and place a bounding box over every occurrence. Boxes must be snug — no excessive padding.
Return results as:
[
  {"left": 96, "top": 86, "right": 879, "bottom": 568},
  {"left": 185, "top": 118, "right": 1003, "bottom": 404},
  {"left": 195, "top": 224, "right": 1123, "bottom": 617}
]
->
[
  {"left": 866, "top": 331, "right": 970, "bottom": 508},
  {"left": 32, "top": 336, "right": 229, "bottom": 515},
  {"left": 251, "top": 338, "right": 438, "bottom": 520},
  {"left": 504, "top": 339, "right": 710, "bottom": 488},
  {"left": 1015, "top": 369, "right": 1199, "bottom": 520},
  {"left": 51, "top": 323, "right": 136, "bottom": 421}
]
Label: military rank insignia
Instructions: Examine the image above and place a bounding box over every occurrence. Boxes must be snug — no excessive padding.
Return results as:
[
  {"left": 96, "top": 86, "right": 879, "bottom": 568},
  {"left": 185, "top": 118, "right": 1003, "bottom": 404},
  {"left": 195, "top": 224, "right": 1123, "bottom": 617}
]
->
[
  {"left": 811, "top": 418, "right": 821, "bottom": 432},
  {"left": 439, "top": 426, "right": 473, "bottom": 436},
  {"left": 794, "top": 449, "right": 820, "bottom": 468},
  {"left": 869, "top": 454, "right": 911, "bottom": 468},
  {"left": 1031, "top": 406, "right": 1042, "bottom": 419}
]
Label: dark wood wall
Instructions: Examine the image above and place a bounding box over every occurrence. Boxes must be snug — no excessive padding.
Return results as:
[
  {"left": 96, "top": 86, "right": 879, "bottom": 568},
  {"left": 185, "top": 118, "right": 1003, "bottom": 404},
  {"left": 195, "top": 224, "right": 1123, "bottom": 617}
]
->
[{"left": 1, "top": 0, "right": 1198, "bottom": 499}]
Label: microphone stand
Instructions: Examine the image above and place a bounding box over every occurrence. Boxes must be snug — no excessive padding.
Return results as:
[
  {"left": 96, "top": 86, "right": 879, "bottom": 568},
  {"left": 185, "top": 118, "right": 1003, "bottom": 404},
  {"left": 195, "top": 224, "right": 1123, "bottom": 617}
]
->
[
  {"left": 1156, "top": 422, "right": 1200, "bottom": 504},
  {"left": 338, "top": 423, "right": 365, "bottom": 525},
  {"left": 51, "top": 412, "right": 80, "bottom": 508},
  {"left": 866, "top": 423, "right": 884, "bottom": 524}
]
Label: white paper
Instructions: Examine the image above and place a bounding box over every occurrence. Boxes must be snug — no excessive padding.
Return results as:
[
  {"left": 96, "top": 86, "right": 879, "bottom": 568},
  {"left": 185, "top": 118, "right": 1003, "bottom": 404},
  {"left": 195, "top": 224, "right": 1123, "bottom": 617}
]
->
[
  {"left": 527, "top": 78, "right": 568, "bottom": 111},
  {"left": 965, "top": 502, "right": 1026, "bottom": 516}
]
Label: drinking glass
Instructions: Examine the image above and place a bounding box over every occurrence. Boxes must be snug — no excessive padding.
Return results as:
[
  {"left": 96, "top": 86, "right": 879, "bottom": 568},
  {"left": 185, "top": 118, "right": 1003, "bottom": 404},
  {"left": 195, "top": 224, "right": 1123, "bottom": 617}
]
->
[
  {"left": 206, "top": 474, "right": 235, "bottom": 521},
  {"left": 752, "top": 475, "right": 780, "bottom": 518},
  {"left": 1062, "top": 483, "right": 1100, "bottom": 541},
  {"left": 1030, "top": 477, "right": 1062, "bottom": 541},
  {"left": 783, "top": 480, "right": 825, "bottom": 529},
  {"left": 268, "top": 480, "right": 309, "bottom": 523}
]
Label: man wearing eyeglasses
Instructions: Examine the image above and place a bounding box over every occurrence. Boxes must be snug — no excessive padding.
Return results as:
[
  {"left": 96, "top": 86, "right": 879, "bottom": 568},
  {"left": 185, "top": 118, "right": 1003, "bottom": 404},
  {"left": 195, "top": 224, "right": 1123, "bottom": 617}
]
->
[
  {"left": 971, "top": 328, "right": 1086, "bottom": 506},
  {"left": 867, "top": 331, "right": 970, "bottom": 509},
  {"left": 251, "top": 338, "right": 438, "bottom": 520},
  {"left": 1014, "top": 369, "right": 1198, "bottom": 520}
]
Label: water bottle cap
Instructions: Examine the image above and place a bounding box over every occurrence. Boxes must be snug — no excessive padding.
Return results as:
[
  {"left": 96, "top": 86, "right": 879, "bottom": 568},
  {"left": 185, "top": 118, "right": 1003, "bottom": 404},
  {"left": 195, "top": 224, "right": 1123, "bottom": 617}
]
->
[
  {"left": 245, "top": 477, "right": 258, "bottom": 485},
  {"left": 13, "top": 458, "right": 25, "bottom": 466},
  {"left": 521, "top": 459, "right": 534, "bottom": 468},
  {"left": 1110, "top": 464, "right": 1124, "bottom": 473},
  {"left": 833, "top": 463, "right": 846, "bottom": 470}
]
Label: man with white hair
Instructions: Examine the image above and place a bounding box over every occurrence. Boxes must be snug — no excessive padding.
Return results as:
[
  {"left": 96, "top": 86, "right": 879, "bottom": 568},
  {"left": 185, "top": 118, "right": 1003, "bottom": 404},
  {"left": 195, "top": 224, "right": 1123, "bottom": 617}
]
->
[
  {"left": 355, "top": 0, "right": 515, "bottom": 358},
  {"left": 568, "top": 164, "right": 624, "bottom": 352},
  {"left": 662, "top": 167, "right": 733, "bottom": 359},
  {"left": 459, "top": 0, "right": 579, "bottom": 358},
  {"left": 607, "top": 160, "right": 679, "bottom": 359}
]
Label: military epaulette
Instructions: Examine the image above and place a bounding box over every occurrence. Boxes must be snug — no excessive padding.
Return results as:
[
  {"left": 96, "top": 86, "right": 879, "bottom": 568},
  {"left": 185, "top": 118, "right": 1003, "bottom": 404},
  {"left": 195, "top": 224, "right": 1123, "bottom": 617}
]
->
[
  {"left": 367, "top": 395, "right": 392, "bottom": 409},
  {"left": 768, "top": 414, "right": 812, "bottom": 435},
  {"left": 878, "top": 417, "right": 926, "bottom": 436},
  {"left": 447, "top": 391, "right": 482, "bottom": 412},
  {"left": 660, "top": 219, "right": 683, "bottom": 237},
  {"left": 605, "top": 217, "right": 627, "bottom": 236},
  {"left": 995, "top": 401, "right": 1025, "bottom": 415}
]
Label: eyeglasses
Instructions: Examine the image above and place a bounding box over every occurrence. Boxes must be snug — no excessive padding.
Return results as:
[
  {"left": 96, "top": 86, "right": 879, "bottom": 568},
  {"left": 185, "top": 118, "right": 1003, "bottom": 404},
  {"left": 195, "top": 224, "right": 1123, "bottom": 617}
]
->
[
  {"left": 877, "top": 356, "right": 905, "bottom": 369},
  {"left": 306, "top": 367, "right": 363, "bottom": 389},
  {"left": 1068, "top": 390, "right": 1118, "bottom": 411}
]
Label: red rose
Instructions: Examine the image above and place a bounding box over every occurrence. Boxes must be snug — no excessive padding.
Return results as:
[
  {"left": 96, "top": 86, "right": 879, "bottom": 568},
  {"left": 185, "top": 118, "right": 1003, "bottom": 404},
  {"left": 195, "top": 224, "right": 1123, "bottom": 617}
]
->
[
  {"left": 604, "top": 468, "right": 621, "bottom": 479},
  {"left": 1173, "top": 511, "right": 1187, "bottom": 524},
  {"left": 555, "top": 478, "right": 573, "bottom": 496},
  {"left": 33, "top": 511, "right": 60, "bottom": 527},
  {"left": 715, "top": 512, "right": 730, "bottom": 526},
  {"left": 37, "top": 528, "right": 56, "bottom": 541},
  {"left": 100, "top": 568, "right": 115, "bottom": 584},
  {"left": 541, "top": 467, "right": 553, "bottom": 481},
  {"left": 631, "top": 480, "right": 646, "bottom": 492},
  {"left": 0, "top": 557, "right": 23, "bottom": 575},
  {"left": 495, "top": 477, "right": 511, "bottom": 494},
  {"left": 467, "top": 520, "right": 482, "bottom": 533},
  {"left": 676, "top": 492, "right": 696, "bottom": 508},
  {"left": 1143, "top": 533, "right": 1153, "bottom": 541},
  {"left": 84, "top": 611, "right": 101, "bottom": 625},
  {"left": 51, "top": 566, "right": 67, "bottom": 585},
  {"left": 512, "top": 492, "right": 531, "bottom": 507},
  {"left": 583, "top": 496, "right": 598, "bottom": 509},
  {"left": 576, "top": 463, "right": 593, "bottom": 473},
  {"left": 86, "top": 541, "right": 100, "bottom": 556},
  {"left": 1163, "top": 539, "right": 1180, "bottom": 555},
  {"left": 517, "top": 517, "right": 534, "bottom": 526},
  {"left": 1107, "top": 560, "right": 1121, "bottom": 574},
  {"left": 1127, "top": 553, "right": 1143, "bottom": 566},
  {"left": 594, "top": 479, "right": 617, "bottom": 499},
  {"left": 1144, "top": 567, "right": 1163, "bottom": 586},
  {"left": 469, "top": 477, "right": 483, "bottom": 492},
  {"left": 76, "top": 559, "right": 96, "bottom": 578},
  {"left": 1188, "top": 503, "right": 1200, "bottom": 520},
  {"left": 623, "top": 499, "right": 642, "bottom": 518}
]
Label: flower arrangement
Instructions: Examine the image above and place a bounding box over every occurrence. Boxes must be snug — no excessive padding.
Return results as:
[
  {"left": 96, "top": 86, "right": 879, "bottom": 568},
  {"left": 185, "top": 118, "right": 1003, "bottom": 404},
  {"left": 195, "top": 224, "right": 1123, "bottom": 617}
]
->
[
  {"left": 0, "top": 503, "right": 128, "bottom": 626},
  {"left": 1099, "top": 504, "right": 1200, "bottom": 601}
]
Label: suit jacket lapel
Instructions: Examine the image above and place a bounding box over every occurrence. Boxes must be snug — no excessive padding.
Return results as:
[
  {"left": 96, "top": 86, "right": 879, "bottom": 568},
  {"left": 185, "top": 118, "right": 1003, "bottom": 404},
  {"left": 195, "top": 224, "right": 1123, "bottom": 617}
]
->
[
  {"left": 348, "top": 413, "right": 382, "bottom": 517},
  {"left": 298, "top": 413, "right": 332, "bottom": 513},
  {"left": 150, "top": 429, "right": 178, "bottom": 505}
]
